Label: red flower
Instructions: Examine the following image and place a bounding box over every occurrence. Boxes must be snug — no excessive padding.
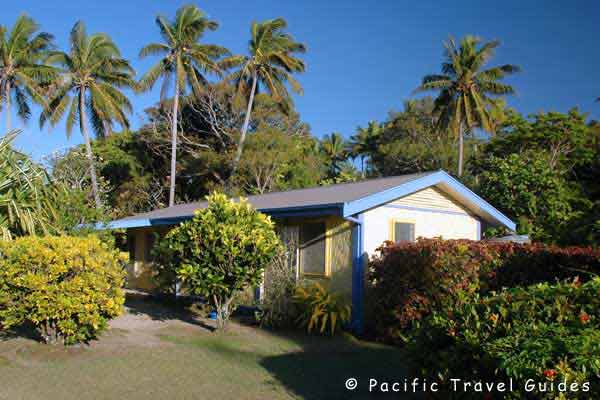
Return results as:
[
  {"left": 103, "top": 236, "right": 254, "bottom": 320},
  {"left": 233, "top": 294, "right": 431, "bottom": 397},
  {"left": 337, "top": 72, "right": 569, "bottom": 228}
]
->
[
  {"left": 579, "top": 312, "right": 590, "bottom": 324},
  {"left": 543, "top": 369, "right": 557, "bottom": 380}
]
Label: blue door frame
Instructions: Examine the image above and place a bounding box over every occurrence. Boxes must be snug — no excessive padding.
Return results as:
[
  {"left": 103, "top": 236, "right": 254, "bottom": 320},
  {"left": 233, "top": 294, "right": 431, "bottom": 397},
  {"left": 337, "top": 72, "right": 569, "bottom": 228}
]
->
[{"left": 347, "top": 214, "right": 364, "bottom": 334}]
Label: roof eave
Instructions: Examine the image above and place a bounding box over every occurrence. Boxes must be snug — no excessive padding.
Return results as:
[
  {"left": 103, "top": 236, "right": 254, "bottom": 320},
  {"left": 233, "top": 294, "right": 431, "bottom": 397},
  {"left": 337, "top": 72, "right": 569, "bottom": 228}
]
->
[{"left": 97, "top": 203, "right": 344, "bottom": 230}]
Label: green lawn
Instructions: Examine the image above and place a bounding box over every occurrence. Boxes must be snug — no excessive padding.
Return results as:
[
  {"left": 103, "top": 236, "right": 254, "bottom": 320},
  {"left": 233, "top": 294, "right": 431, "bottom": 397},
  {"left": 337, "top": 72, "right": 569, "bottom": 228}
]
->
[{"left": 0, "top": 295, "right": 416, "bottom": 400}]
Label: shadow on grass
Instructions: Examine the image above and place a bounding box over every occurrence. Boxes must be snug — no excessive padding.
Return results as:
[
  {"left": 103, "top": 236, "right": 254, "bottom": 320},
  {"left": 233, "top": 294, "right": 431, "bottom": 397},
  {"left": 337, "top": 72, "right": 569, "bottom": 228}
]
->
[
  {"left": 124, "top": 291, "right": 216, "bottom": 332},
  {"left": 259, "top": 333, "right": 420, "bottom": 400},
  {"left": 0, "top": 322, "right": 43, "bottom": 343},
  {"left": 164, "top": 328, "right": 420, "bottom": 400}
]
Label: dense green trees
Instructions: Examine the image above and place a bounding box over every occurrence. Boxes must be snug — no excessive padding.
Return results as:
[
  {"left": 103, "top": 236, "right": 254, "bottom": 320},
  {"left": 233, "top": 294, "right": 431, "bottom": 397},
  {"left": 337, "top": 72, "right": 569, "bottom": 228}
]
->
[
  {"left": 472, "top": 109, "right": 600, "bottom": 245},
  {"left": 0, "top": 11, "right": 596, "bottom": 249}
]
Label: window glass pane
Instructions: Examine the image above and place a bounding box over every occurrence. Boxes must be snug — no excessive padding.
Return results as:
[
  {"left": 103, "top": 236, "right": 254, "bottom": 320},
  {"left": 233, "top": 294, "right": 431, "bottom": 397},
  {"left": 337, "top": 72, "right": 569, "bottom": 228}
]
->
[
  {"left": 277, "top": 224, "right": 299, "bottom": 271},
  {"left": 128, "top": 233, "right": 136, "bottom": 262},
  {"left": 300, "top": 222, "right": 326, "bottom": 275},
  {"left": 394, "top": 222, "right": 415, "bottom": 242}
]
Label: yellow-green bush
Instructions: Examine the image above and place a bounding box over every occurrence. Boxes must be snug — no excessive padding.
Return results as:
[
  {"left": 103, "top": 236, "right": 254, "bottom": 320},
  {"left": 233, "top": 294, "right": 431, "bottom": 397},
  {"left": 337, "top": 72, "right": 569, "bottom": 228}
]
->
[{"left": 0, "top": 235, "right": 127, "bottom": 345}]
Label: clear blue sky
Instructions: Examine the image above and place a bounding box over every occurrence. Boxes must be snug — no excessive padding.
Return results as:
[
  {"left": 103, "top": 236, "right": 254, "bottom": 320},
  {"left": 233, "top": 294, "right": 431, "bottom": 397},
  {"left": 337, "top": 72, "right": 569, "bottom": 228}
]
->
[{"left": 2, "top": 0, "right": 599, "bottom": 161}]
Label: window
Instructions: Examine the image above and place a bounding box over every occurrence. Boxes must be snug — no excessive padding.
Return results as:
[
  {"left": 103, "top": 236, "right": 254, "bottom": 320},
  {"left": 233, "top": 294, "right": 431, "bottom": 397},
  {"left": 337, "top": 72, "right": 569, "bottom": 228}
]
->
[
  {"left": 391, "top": 220, "right": 415, "bottom": 243},
  {"left": 127, "top": 233, "right": 136, "bottom": 262},
  {"left": 299, "top": 222, "right": 327, "bottom": 276}
]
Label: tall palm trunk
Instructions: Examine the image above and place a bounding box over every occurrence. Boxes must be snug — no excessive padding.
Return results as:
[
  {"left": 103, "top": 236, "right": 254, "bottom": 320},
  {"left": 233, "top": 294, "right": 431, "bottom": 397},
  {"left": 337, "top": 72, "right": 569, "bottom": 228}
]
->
[
  {"left": 79, "top": 89, "right": 102, "bottom": 209},
  {"left": 168, "top": 78, "right": 180, "bottom": 207},
  {"left": 457, "top": 123, "right": 464, "bottom": 177},
  {"left": 230, "top": 72, "right": 258, "bottom": 182},
  {"left": 5, "top": 81, "right": 11, "bottom": 131},
  {"left": 361, "top": 156, "right": 365, "bottom": 178}
]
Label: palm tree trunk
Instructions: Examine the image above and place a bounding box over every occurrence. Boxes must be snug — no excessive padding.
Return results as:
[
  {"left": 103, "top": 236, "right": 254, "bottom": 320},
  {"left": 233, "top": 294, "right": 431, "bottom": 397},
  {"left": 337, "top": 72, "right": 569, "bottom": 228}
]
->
[
  {"left": 5, "top": 81, "right": 11, "bottom": 132},
  {"left": 230, "top": 72, "right": 258, "bottom": 182},
  {"left": 168, "top": 79, "right": 180, "bottom": 207},
  {"left": 79, "top": 90, "right": 102, "bottom": 209},
  {"left": 457, "top": 124, "right": 464, "bottom": 177},
  {"left": 361, "top": 156, "right": 365, "bottom": 178}
]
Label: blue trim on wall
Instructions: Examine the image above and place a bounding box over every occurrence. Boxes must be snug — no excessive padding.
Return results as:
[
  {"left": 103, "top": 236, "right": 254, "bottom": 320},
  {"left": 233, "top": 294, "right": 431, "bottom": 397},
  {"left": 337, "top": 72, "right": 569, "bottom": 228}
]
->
[
  {"left": 382, "top": 204, "right": 471, "bottom": 217},
  {"left": 476, "top": 220, "right": 482, "bottom": 240},
  {"left": 348, "top": 214, "right": 364, "bottom": 335}
]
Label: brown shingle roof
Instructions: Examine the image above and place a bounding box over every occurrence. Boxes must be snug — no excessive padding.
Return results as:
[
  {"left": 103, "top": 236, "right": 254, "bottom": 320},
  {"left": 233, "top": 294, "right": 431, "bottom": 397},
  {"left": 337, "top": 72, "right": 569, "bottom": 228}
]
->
[{"left": 119, "top": 171, "right": 434, "bottom": 222}]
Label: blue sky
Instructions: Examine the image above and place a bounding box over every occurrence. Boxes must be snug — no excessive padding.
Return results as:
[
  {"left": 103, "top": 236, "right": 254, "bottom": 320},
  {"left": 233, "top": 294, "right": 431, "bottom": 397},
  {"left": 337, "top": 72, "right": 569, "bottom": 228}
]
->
[{"left": 2, "top": 0, "right": 599, "bottom": 161}]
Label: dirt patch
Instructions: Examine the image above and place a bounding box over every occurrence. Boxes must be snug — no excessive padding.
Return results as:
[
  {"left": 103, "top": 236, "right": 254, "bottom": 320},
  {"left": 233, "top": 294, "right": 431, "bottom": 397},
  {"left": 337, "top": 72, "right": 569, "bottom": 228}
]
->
[{"left": 0, "top": 293, "right": 219, "bottom": 366}]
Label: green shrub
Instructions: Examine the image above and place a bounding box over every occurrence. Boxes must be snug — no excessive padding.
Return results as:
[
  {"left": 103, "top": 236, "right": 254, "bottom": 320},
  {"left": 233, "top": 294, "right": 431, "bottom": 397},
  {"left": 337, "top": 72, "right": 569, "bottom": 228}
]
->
[
  {"left": 367, "top": 239, "right": 600, "bottom": 343},
  {"left": 0, "top": 235, "right": 127, "bottom": 345},
  {"left": 293, "top": 283, "right": 351, "bottom": 336},
  {"left": 154, "top": 193, "right": 281, "bottom": 330},
  {"left": 488, "top": 242, "right": 600, "bottom": 289},
  {"left": 409, "top": 278, "right": 600, "bottom": 399}
]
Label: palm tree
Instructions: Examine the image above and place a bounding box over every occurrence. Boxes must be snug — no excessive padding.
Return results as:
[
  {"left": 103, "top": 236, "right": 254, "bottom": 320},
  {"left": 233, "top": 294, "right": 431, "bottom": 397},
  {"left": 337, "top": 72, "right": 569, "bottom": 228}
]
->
[
  {"left": 221, "top": 18, "right": 306, "bottom": 182},
  {"left": 416, "top": 35, "right": 520, "bottom": 176},
  {"left": 321, "top": 132, "right": 347, "bottom": 176},
  {"left": 0, "top": 130, "right": 58, "bottom": 239},
  {"left": 138, "top": 5, "right": 228, "bottom": 207},
  {"left": 348, "top": 121, "right": 381, "bottom": 176},
  {"left": 0, "top": 14, "right": 56, "bottom": 131},
  {"left": 40, "top": 21, "right": 135, "bottom": 209}
]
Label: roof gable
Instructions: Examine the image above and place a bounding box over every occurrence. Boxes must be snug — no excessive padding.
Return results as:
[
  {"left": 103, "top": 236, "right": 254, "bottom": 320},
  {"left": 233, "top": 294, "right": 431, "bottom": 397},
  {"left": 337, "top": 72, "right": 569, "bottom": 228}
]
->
[{"left": 342, "top": 171, "right": 515, "bottom": 230}]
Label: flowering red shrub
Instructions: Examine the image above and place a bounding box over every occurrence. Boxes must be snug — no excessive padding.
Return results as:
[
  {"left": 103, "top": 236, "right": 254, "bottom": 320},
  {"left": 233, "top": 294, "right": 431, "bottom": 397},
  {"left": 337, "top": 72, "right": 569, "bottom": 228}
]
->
[{"left": 366, "top": 238, "right": 600, "bottom": 343}]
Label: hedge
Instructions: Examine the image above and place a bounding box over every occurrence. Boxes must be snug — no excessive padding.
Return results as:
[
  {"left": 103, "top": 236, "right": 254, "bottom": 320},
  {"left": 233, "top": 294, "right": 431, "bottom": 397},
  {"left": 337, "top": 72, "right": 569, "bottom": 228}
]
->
[
  {"left": 366, "top": 238, "right": 600, "bottom": 343},
  {"left": 0, "top": 235, "right": 127, "bottom": 345},
  {"left": 409, "top": 278, "right": 600, "bottom": 399}
]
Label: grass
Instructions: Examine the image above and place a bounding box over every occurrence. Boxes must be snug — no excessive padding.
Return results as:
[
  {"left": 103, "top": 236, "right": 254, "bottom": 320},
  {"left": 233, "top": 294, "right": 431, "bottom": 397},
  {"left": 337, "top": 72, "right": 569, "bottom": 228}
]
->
[{"left": 0, "top": 296, "right": 417, "bottom": 400}]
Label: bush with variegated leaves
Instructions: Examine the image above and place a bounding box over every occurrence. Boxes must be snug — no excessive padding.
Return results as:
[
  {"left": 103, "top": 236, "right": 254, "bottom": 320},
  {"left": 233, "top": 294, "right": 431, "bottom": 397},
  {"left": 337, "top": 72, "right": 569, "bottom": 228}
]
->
[{"left": 0, "top": 235, "right": 127, "bottom": 345}]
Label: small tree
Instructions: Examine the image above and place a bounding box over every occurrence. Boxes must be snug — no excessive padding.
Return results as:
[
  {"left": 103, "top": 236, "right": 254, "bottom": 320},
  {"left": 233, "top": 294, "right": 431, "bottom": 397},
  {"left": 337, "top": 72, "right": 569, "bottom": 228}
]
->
[{"left": 154, "top": 193, "right": 281, "bottom": 330}]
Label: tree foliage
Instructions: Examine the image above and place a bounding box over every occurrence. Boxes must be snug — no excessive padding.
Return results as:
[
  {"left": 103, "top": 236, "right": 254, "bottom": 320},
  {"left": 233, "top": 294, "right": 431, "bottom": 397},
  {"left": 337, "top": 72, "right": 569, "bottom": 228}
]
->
[
  {"left": 0, "top": 14, "right": 56, "bottom": 130},
  {"left": 474, "top": 109, "right": 599, "bottom": 244},
  {"left": 40, "top": 21, "right": 135, "bottom": 209},
  {"left": 221, "top": 17, "right": 306, "bottom": 180},
  {"left": 416, "top": 35, "right": 520, "bottom": 176},
  {"left": 154, "top": 193, "right": 281, "bottom": 330},
  {"left": 138, "top": 4, "right": 229, "bottom": 206},
  {"left": 0, "top": 130, "right": 58, "bottom": 239},
  {"left": 476, "top": 152, "right": 577, "bottom": 242}
]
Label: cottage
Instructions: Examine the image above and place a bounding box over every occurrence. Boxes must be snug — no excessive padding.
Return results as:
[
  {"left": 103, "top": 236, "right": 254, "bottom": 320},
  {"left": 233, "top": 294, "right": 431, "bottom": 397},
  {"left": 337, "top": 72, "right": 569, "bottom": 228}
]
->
[{"left": 104, "top": 170, "right": 515, "bottom": 331}]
